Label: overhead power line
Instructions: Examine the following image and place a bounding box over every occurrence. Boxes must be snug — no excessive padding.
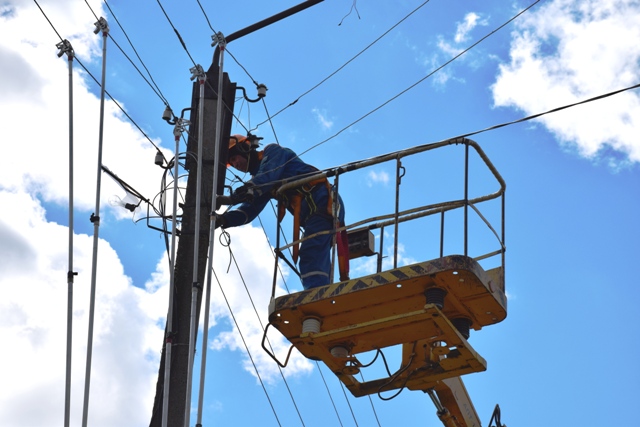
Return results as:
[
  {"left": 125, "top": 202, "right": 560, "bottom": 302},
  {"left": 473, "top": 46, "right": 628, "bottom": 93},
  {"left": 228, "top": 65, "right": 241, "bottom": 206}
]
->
[
  {"left": 194, "top": 0, "right": 218, "bottom": 35},
  {"left": 257, "top": 0, "right": 434, "bottom": 128},
  {"left": 211, "top": 268, "right": 284, "bottom": 426},
  {"left": 34, "top": 0, "right": 167, "bottom": 159},
  {"left": 295, "top": 0, "right": 542, "bottom": 159},
  {"left": 83, "top": 0, "right": 99, "bottom": 20},
  {"left": 155, "top": 0, "right": 197, "bottom": 66},
  {"left": 102, "top": 0, "right": 172, "bottom": 106},
  {"left": 223, "top": 245, "right": 307, "bottom": 426},
  {"left": 458, "top": 82, "right": 640, "bottom": 141}
]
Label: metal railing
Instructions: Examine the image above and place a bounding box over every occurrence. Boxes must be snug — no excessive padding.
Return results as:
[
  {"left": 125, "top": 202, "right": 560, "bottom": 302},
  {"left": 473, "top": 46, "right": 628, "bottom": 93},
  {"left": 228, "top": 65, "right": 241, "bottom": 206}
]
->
[{"left": 273, "top": 137, "right": 506, "bottom": 286}]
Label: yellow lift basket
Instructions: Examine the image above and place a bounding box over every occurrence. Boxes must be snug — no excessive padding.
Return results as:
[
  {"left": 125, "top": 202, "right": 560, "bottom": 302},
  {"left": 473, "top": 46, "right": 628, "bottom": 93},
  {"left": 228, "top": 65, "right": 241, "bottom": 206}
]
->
[{"left": 261, "top": 137, "right": 507, "bottom": 426}]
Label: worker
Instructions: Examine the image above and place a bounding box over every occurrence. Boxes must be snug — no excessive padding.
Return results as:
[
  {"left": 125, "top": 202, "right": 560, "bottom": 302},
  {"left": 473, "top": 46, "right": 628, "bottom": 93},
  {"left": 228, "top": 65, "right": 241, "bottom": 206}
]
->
[{"left": 217, "top": 135, "right": 348, "bottom": 290}]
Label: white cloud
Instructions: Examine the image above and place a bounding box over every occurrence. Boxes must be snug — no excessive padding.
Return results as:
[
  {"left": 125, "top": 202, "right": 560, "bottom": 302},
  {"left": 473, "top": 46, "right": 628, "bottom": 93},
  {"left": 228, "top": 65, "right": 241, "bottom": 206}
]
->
[
  {"left": 311, "top": 107, "right": 334, "bottom": 130},
  {"left": 0, "top": 1, "right": 314, "bottom": 424},
  {"left": 492, "top": 0, "right": 640, "bottom": 165},
  {"left": 0, "top": 189, "right": 166, "bottom": 427},
  {"left": 366, "top": 169, "right": 390, "bottom": 187},
  {"left": 430, "top": 12, "right": 488, "bottom": 86},
  {"left": 0, "top": 0, "right": 320, "bottom": 426},
  {"left": 0, "top": 0, "right": 168, "bottom": 214},
  {"left": 454, "top": 12, "right": 488, "bottom": 44},
  {"left": 208, "top": 225, "right": 314, "bottom": 384}
]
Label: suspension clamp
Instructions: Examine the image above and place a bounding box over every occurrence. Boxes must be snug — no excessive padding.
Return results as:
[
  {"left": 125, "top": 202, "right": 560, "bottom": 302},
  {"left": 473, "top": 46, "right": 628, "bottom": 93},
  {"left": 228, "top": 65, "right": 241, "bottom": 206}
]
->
[
  {"left": 90, "top": 213, "right": 100, "bottom": 224},
  {"left": 56, "top": 39, "right": 74, "bottom": 59},
  {"left": 93, "top": 17, "right": 109, "bottom": 35},
  {"left": 211, "top": 32, "right": 226, "bottom": 49},
  {"left": 173, "top": 118, "right": 190, "bottom": 138},
  {"left": 189, "top": 64, "right": 205, "bottom": 82}
]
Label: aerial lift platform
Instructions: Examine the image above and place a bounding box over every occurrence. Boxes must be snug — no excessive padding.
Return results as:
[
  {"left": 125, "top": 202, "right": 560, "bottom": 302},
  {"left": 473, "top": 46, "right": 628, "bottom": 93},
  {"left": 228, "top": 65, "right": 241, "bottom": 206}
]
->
[
  {"left": 256, "top": 138, "right": 507, "bottom": 427},
  {"left": 266, "top": 254, "right": 505, "bottom": 395}
]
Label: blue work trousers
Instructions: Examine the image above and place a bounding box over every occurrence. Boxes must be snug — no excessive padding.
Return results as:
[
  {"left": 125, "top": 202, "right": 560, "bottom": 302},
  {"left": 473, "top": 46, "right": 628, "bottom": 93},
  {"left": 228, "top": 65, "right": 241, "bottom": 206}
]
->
[{"left": 298, "top": 195, "right": 345, "bottom": 289}]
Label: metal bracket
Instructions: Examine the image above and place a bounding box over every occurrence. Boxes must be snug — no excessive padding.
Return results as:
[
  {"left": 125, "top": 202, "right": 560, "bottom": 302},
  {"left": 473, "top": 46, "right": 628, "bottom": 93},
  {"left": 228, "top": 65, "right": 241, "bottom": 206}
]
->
[
  {"left": 189, "top": 64, "right": 205, "bottom": 82},
  {"left": 173, "top": 118, "right": 190, "bottom": 138},
  {"left": 93, "top": 17, "right": 109, "bottom": 35},
  {"left": 210, "top": 31, "right": 226, "bottom": 49},
  {"left": 56, "top": 39, "right": 74, "bottom": 59}
]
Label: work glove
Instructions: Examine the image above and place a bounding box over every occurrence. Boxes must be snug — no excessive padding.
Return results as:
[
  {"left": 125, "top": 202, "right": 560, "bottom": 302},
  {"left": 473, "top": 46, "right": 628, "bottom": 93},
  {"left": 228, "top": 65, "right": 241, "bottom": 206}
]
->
[
  {"left": 217, "top": 183, "right": 254, "bottom": 206},
  {"left": 213, "top": 213, "right": 226, "bottom": 229},
  {"left": 232, "top": 183, "right": 254, "bottom": 203}
]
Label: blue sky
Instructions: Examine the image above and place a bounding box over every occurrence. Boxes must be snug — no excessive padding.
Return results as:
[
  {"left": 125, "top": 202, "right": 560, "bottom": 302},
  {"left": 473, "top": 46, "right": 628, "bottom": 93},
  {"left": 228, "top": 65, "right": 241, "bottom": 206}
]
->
[{"left": 1, "top": 1, "right": 640, "bottom": 426}]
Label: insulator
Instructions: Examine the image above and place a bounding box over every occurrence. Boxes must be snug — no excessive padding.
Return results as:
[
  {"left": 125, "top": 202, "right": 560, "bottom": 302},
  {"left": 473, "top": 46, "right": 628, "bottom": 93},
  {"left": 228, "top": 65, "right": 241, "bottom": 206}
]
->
[
  {"left": 330, "top": 346, "right": 349, "bottom": 358},
  {"left": 425, "top": 287, "right": 447, "bottom": 309},
  {"left": 257, "top": 84, "right": 267, "bottom": 98},
  {"left": 154, "top": 151, "right": 164, "bottom": 166},
  {"left": 451, "top": 318, "right": 472, "bottom": 340},
  {"left": 162, "top": 106, "right": 173, "bottom": 121},
  {"left": 302, "top": 317, "right": 321, "bottom": 334}
]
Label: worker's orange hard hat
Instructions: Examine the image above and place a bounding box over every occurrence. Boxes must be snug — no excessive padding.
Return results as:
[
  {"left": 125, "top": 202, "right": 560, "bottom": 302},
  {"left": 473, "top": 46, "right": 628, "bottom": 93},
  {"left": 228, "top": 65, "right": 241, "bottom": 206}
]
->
[
  {"left": 228, "top": 134, "right": 248, "bottom": 150},
  {"left": 227, "top": 135, "right": 251, "bottom": 167}
]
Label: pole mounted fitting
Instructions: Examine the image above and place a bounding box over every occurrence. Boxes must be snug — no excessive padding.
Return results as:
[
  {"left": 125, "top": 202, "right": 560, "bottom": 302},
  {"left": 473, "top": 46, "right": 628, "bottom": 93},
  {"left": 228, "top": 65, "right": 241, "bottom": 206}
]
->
[
  {"left": 256, "top": 83, "right": 268, "bottom": 98},
  {"left": 173, "top": 118, "right": 190, "bottom": 139},
  {"left": 246, "top": 132, "right": 262, "bottom": 149},
  {"left": 210, "top": 32, "right": 226, "bottom": 49},
  {"left": 237, "top": 83, "right": 268, "bottom": 103},
  {"left": 154, "top": 151, "right": 164, "bottom": 167},
  {"left": 189, "top": 64, "right": 205, "bottom": 82},
  {"left": 56, "top": 39, "right": 74, "bottom": 59},
  {"left": 162, "top": 105, "right": 175, "bottom": 124},
  {"left": 93, "top": 17, "right": 109, "bottom": 35}
]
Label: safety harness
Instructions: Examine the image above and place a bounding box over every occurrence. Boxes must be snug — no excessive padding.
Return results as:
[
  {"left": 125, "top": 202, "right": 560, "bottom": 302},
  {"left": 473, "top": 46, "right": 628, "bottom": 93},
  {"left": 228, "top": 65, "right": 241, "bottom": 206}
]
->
[{"left": 275, "top": 176, "right": 350, "bottom": 282}]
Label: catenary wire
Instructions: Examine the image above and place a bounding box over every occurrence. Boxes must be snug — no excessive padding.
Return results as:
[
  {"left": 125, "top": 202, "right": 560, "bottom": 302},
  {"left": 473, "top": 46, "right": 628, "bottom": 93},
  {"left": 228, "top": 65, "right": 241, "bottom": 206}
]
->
[
  {"left": 35, "top": 1, "right": 355, "bottom": 424},
  {"left": 83, "top": 0, "right": 99, "bottom": 20},
  {"left": 316, "top": 362, "right": 345, "bottom": 427},
  {"left": 75, "top": 57, "right": 167, "bottom": 156},
  {"left": 225, "top": 202, "right": 357, "bottom": 423},
  {"left": 256, "top": 0, "right": 433, "bottom": 128},
  {"left": 194, "top": 0, "right": 218, "bottom": 36},
  {"left": 246, "top": 203, "right": 360, "bottom": 423},
  {"left": 33, "top": 0, "right": 169, "bottom": 160},
  {"left": 339, "top": 380, "right": 360, "bottom": 427},
  {"left": 259, "top": 97, "right": 281, "bottom": 146},
  {"left": 226, "top": 48, "right": 260, "bottom": 88},
  {"left": 225, "top": 247, "right": 307, "bottom": 426},
  {"left": 102, "top": 0, "right": 171, "bottom": 106},
  {"left": 245, "top": 0, "right": 541, "bottom": 184},
  {"left": 36, "top": 1, "right": 548, "bottom": 423},
  {"left": 294, "top": 0, "right": 543, "bottom": 160},
  {"left": 106, "top": 34, "right": 169, "bottom": 105},
  {"left": 360, "top": 372, "right": 382, "bottom": 427},
  {"left": 256, "top": 214, "right": 292, "bottom": 294},
  {"left": 255, "top": 80, "right": 640, "bottom": 188},
  {"left": 456, "top": 82, "right": 640, "bottom": 140},
  {"left": 33, "top": 0, "right": 63, "bottom": 39},
  {"left": 211, "top": 268, "right": 284, "bottom": 426},
  {"left": 155, "top": 0, "right": 197, "bottom": 66},
  {"left": 146, "top": 0, "right": 253, "bottom": 141}
]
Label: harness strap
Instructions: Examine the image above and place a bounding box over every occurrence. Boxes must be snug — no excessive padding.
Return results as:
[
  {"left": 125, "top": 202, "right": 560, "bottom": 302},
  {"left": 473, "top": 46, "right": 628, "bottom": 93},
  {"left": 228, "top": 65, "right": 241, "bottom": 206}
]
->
[
  {"left": 290, "top": 194, "right": 302, "bottom": 264},
  {"left": 337, "top": 229, "right": 350, "bottom": 281},
  {"left": 278, "top": 177, "right": 349, "bottom": 281}
]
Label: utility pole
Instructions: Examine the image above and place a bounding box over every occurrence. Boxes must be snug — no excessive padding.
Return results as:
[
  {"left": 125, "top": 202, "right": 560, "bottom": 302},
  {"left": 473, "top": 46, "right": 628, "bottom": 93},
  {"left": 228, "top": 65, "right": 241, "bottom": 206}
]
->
[
  {"left": 149, "top": 65, "right": 235, "bottom": 427},
  {"left": 149, "top": 2, "right": 323, "bottom": 425}
]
